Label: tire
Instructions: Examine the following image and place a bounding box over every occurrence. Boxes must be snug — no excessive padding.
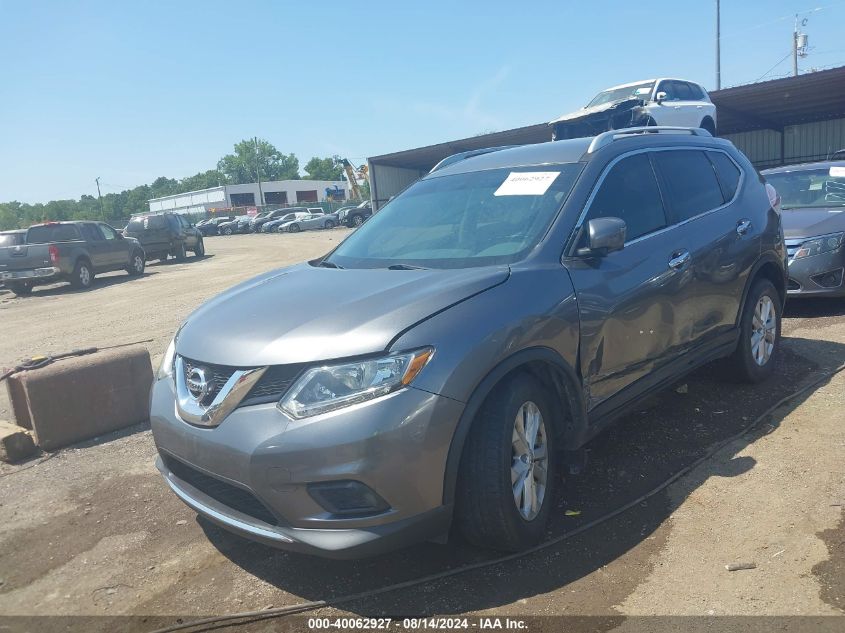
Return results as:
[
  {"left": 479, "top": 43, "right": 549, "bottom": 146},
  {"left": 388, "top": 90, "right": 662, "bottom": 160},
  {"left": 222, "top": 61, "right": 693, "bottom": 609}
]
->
[
  {"left": 324, "top": 219, "right": 336, "bottom": 229},
  {"left": 70, "top": 259, "right": 94, "bottom": 290},
  {"left": 455, "top": 373, "right": 559, "bottom": 551},
  {"left": 7, "top": 281, "right": 33, "bottom": 296},
  {"left": 289, "top": 223, "right": 301, "bottom": 233},
  {"left": 351, "top": 214, "right": 364, "bottom": 227},
  {"left": 700, "top": 117, "right": 716, "bottom": 136},
  {"left": 174, "top": 242, "right": 187, "bottom": 261},
  {"left": 194, "top": 238, "right": 205, "bottom": 257},
  {"left": 127, "top": 251, "right": 145, "bottom": 276},
  {"left": 222, "top": 227, "right": 233, "bottom": 236},
  {"left": 726, "top": 279, "right": 781, "bottom": 383}
]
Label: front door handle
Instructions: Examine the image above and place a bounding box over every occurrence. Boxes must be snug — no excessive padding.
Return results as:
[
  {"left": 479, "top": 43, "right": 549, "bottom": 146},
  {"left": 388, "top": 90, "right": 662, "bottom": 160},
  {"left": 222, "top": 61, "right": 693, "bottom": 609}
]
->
[
  {"left": 668, "top": 249, "right": 691, "bottom": 270},
  {"left": 736, "top": 219, "right": 752, "bottom": 236}
]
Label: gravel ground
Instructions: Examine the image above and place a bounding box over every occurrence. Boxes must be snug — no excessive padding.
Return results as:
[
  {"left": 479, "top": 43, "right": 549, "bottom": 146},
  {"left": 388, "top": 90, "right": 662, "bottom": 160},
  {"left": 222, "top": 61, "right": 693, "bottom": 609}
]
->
[{"left": 0, "top": 232, "right": 843, "bottom": 632}]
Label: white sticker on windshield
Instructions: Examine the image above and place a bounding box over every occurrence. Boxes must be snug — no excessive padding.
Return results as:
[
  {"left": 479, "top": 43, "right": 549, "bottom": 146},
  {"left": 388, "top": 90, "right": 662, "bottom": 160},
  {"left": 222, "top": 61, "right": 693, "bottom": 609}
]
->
[
  {"left": 830, "top": 166, "right": 845, "bottom": 177},
  {"left": 635, "top": 87, "right": 651, "bottom": 95},
  {"left": 494, "top": 171, "right": 560, "bottom": 196}
]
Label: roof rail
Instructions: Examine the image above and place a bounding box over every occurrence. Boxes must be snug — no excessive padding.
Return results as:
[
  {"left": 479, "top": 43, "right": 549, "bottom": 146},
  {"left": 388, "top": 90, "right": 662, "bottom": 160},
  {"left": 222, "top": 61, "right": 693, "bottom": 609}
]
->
[
  {"left": 429, "top": 145, "right": 517, "bottom": 173},
  {"left": 587, "top": 126, "right": 712, "bottom": 154}
]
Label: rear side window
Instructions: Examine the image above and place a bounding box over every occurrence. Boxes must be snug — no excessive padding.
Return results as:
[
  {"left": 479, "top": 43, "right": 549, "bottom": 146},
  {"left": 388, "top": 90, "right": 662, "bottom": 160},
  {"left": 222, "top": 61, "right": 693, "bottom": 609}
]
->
[
  {"left": 652, "top": 150, "right": 725, "bottom": 222},
  {"left": 27, "top": 224, "right": 81, "bottom": 243},
  {"left": 707, "top": 151, "right": 742, "bottom": 201},
  {"left": 672, "top": 81, "right": 692, "bottom": 100},
  {"left": 687, "top": 82, "right": 705, "bottom": 100},
  {"left": 586, "top": 153, "right": 667, "bottom": 241},
  {"left": 81, "top": 224, "right": 104, "bottom": 241}
]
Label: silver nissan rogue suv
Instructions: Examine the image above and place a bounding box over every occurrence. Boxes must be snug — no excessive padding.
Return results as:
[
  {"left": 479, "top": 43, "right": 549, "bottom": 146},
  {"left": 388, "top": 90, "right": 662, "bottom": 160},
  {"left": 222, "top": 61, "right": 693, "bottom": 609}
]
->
[{"left": 151, "top": 127, "right": 786, "bottom": 558}]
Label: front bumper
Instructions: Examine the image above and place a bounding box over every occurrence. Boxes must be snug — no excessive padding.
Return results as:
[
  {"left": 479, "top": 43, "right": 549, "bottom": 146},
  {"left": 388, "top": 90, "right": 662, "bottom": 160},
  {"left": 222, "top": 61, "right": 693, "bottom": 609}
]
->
[
  {"left": 0, "top": 267, "right": 60, "bottom": 282},
  {"left": 786, "top": 248, "right": 845, "bottom": 298},
  {"left": 150, "top": 376, "right": 464, "bottom": 558}
]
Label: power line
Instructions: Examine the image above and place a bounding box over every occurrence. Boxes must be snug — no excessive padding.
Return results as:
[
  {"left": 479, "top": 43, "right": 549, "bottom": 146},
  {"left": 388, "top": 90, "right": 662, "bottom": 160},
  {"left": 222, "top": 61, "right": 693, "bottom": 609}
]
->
[{"left": 754, "top": 51, "right": 795, "bottom": 82}]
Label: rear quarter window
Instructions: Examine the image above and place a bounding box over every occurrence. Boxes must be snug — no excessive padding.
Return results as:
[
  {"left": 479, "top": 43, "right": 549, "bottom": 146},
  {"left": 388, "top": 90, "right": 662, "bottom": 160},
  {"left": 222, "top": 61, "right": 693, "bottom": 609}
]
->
[
  {"left": 652, "top": 150, "right": 725, "bottom": 222},
  {"left": 707, "top": 151, "right": 742, "bottom": 201}
]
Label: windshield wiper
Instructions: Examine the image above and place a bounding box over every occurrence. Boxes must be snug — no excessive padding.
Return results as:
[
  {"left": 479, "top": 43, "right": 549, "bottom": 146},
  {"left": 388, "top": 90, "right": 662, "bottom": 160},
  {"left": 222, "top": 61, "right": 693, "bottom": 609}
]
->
[
  {"left": 387, "top": 263, "right": 428, "bottom": 270},
  {"left": 318, "top": 260, "right": 343, "bottom": 269}
]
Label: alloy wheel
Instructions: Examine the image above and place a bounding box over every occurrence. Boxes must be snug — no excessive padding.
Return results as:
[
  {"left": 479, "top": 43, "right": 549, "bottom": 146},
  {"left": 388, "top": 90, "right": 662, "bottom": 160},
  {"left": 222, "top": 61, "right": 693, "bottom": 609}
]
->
[
  {"left": 751, "top": 295, "right": 777, "bottom": 366},
  {"left": 511, "top": 401, "right": 548, "bottom": 521}
]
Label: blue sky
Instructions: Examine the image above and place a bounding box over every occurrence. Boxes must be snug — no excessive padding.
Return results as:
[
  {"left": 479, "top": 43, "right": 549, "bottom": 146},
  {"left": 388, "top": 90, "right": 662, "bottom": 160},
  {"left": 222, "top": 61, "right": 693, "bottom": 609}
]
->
[{"left": 1, "top": 0, "right": 844, "bottom": 203}]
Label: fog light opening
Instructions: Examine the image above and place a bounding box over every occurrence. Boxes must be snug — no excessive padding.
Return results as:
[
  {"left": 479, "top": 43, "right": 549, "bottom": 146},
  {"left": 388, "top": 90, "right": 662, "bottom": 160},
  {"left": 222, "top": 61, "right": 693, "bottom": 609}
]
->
[
  {"left": 811, "top": 268, "right": 844, "bottom": 289},
  {"left": 307, "top": 480, "right": 390, "bottom": 517}
]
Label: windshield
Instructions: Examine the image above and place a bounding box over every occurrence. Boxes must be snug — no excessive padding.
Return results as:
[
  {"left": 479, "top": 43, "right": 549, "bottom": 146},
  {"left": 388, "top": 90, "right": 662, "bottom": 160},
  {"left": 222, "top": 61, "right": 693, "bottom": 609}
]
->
[
  {"left": 587, "top": 82, "right": 654, "bottom": 107},
  {"left": 765, "top": 166, "right": 845, "bottom": 209},
  {"left": 327, "top": 164, "right": 583, "bottom": 269}
]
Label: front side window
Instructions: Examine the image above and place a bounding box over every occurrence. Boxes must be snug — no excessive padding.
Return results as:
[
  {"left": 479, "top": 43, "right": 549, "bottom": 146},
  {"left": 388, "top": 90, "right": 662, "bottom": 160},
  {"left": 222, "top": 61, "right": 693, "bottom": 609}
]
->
[
  {"left": 328, "top": 164, "right": 583, "bottom": 269},
  {"left": 99, "top": 224, "right": 117, "bottom": 240},
  {"left": 0, "top": 233, "right": 24, "bottom": 246},
  {"left": 763, "top": 167, "right": 845, "bottom": 209},
  {"left": 584, "top": 154, "right": 666, "bottom": 242},
  {"left": 652, "top": 150, "right": 725, "bottom": 221},
  {"left": 81, "top": 224, "right": 103, "bottom": 241}
]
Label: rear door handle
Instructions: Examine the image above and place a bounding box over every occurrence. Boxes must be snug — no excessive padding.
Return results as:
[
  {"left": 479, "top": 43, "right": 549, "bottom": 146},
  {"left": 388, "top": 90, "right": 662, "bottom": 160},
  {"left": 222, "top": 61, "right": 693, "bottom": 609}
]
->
[
  {"left": 736, "top": 219, "right": 752, "bottom": 236},
  {"left": 669, "top": 249, "right": 691, "bottom": 270}
]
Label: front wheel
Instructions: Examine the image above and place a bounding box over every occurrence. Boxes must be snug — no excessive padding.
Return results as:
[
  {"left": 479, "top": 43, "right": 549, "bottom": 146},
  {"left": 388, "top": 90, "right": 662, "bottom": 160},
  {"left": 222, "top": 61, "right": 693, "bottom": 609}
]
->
[
  {"left": 727, "top": 279, "right": 781, "bottom": 382},
  {"left": 324, "top": 219, "right": 336, "bottom": 229},
  {"left": 455, "top": 373, "right": 559, "bottom": 551},
  {"left": 127, "top": 251, "right": 145, "bottom": 276},
  {"left": 194, "top": 239, "right": 205, "bottom": 257},
  {"left": 222, "top": 227, "right": 233, "bottom": 236},
  {"left": 288, "top": 223, "right": 300, "bottom": 233},
  {"left": 351, "top": 214, "right": 364, "bottom": 227},
  {"left": 174, "top": 242, "right": 187, "bottom": 261}
]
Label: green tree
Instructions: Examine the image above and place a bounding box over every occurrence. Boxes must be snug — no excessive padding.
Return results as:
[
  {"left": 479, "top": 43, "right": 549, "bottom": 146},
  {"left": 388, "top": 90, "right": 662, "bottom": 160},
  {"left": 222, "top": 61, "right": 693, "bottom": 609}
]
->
[
  {"left": 217, "top": 138, "right": 299, "bottom": 184},
  {"left": 303, "top": 155, "right": 344, "bottom": 181}
]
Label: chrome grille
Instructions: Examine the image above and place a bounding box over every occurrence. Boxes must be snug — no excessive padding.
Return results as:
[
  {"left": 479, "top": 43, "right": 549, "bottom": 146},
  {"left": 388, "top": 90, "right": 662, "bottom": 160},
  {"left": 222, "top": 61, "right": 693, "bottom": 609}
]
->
[
  {"left": 785, "top": 238, "right": 803, "bottom": 261},
  {"left": 180, "top": 356, "right": 304, "bottom": 408}
]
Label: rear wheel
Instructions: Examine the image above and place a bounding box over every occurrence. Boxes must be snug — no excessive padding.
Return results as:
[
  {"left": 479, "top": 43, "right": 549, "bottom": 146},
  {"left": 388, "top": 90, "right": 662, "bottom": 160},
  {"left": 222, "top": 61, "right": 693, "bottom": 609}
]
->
[
  {"left": 324, "top": 219, "right": 336, "bottom": 229},
  {"left": 700, "top": 117, "right": 716, "bottom": 136},
  {"left": 351, "top": 214, "right": 364, "bottom": 227},
  {"left": 222, "top": 227, "right": 233, "bottom": 236},
  {"left": 727, "top": 279, "right": 781, "bottom": 382},
  {"left": 194, "top": 238, "right": 205, "bottom": 257},
  {"left": 127, "top": 251, "right": 145, "bottom": 276},
  {"left": 455, "top": 373, "right": 559, "bottom": 551},
  {"left": 7, "top": 281, "right": 33, "bottom": 296},
  {"left": 70, "top": 259, "right": 93, "bottom": 290}
]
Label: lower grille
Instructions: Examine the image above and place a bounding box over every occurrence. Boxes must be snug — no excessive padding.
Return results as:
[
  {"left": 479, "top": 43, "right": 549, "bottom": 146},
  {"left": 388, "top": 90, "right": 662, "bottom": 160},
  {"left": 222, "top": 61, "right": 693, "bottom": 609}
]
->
[
  {"left": 163, "top": 455, "right": 279, "bottom": 526},
  {"left": 787, "top": 278, "right": 801, "bottom": 291}
]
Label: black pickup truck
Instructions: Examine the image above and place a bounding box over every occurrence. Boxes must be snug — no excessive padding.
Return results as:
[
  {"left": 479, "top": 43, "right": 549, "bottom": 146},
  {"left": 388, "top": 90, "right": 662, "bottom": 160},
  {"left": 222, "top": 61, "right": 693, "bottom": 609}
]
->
[{"left": 0, "top": 221, "right": 146, "bottom": 296}]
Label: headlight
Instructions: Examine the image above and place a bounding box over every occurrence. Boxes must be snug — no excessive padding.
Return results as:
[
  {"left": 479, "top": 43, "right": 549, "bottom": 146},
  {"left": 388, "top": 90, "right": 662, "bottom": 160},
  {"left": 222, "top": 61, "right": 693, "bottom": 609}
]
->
[
  {"left": 794, "top": 232, "right": 844, "bottom": 259},
  {"left": 157, "top": 336, "right": 177, "bottom": 381},
  {"left": 279, "top": 348, "right": 434, "bottom": 419}
]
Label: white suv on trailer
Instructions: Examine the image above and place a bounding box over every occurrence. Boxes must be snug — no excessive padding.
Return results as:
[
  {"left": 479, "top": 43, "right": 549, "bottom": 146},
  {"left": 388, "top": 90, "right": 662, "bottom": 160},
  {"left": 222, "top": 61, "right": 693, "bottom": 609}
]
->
[{"left": 550, "top": 78, "right": 717, "bottom": 140}]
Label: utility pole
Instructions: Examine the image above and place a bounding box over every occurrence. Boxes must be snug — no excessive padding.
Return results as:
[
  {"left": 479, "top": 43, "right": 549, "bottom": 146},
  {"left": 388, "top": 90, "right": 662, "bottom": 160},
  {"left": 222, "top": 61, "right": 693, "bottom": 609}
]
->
[
  {"left": 715, "top": 0, "right": 721, "bottom": 90},
  {"left": 95, "top": 177, "right": 104, "bottom": 219},
  {"left": 254, "top": 136, "right": 265, "bottom": 207},
  {"left": 793, "top": 15, "right": 799, "bottom": 77}
]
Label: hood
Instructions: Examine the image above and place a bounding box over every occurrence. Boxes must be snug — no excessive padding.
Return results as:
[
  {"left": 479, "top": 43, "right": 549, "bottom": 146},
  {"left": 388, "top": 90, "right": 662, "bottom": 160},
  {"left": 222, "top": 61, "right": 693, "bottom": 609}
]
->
[
  {"left": 781, "top": 207, "right": 845, "bottom": 239},
  {"left": 177, "top": 263, "right": 510, "bottom": 366},
  {"left": 550, "top": 98, "right": 638, "bottom": 124}
]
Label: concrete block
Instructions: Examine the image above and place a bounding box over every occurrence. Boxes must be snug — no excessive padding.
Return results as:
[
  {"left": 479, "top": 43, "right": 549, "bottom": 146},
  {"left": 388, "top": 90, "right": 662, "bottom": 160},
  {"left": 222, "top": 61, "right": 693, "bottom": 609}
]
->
[
  {"left": 5, "top": 346, "right": 153, "bottom": 450},
  {"left": 0, "top": 420, "right": 36, "bottom": 463}
]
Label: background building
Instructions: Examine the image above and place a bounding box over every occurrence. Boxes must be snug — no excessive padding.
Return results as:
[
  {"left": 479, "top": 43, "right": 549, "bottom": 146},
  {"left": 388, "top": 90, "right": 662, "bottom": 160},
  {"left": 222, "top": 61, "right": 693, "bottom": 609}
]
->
[
  {"left": 147, "top": 179, "right": 349, "bottom": 215},
  {"left": 367, "top": 66, "right": 845, "bottom": 209}
]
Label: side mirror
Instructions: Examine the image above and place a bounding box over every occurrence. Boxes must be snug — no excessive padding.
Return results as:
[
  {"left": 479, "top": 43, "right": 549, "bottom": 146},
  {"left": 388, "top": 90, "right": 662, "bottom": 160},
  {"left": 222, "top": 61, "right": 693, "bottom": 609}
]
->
[
  {"left": 655, "top": 91, "right": 667, "bottom": 104},
  {"left": 579, "top": 217, "right": 626, "bottom": 256}
]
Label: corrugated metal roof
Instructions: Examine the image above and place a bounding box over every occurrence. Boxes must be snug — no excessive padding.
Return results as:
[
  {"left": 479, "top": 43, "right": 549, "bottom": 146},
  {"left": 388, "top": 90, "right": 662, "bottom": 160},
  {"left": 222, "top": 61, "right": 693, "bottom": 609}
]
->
[{"left": 710, "top": 66, "right": 845, "bottom": 134}]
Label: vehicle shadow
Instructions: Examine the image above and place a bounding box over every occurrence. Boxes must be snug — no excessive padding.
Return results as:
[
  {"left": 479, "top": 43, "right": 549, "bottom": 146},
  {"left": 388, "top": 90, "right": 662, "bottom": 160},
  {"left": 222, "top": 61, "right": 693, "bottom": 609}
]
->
[
  {"left": 6, "top": 271, "right": 158, "bottom": 298},
  {"left": 784, "top": 297, "right": 845, "bottom": 318},
  {"left": 147, "top": 253, "right": 215, "bottom": 267},
  {"left": 201, "top": 336, "right": 845, "bottom": 616}
]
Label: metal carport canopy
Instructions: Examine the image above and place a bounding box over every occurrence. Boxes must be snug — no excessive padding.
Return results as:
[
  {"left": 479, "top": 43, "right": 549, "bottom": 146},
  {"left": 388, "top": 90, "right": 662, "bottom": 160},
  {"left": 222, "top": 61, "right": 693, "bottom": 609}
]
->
[
  {"left": 368, "top": 122, "right": 551, "bottom": 172},
  {"left": 709, "top": 65, "right": 845, "bottom": 134}
]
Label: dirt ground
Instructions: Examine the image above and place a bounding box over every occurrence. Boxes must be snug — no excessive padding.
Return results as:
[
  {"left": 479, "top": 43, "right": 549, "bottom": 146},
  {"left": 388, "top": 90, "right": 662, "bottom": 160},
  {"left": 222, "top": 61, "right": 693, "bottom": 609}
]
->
[{"left": 0, "top": 232, "right": 843, "bottom": 632}]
